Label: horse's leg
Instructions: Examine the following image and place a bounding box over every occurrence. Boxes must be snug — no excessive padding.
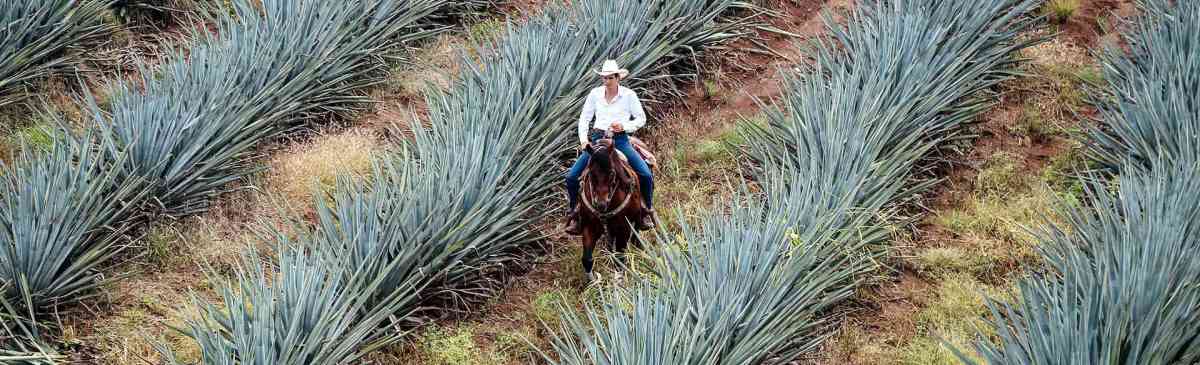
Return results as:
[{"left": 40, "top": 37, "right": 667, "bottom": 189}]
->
[
  {"left": 581, "top": 224, "right": 597, "bottom": 283},
  {"left": 611, "top": 220, "right": 630, "bottom": 270}
]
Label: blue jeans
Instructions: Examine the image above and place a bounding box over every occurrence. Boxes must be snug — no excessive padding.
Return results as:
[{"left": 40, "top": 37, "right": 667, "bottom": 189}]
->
[{"left": 565, "top": 131, "right": 654, "bottom": 211}]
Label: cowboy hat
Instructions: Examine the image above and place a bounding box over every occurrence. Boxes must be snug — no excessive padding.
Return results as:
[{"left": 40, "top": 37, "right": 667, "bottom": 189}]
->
[{"left": 593, "top": 59, "right": 629, "bottom": 79}]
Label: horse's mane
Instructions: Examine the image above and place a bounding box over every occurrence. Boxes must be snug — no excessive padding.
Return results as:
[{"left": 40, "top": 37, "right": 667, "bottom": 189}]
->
[{"left": 587, "top": 139, "right": 633, "bottom": 187}]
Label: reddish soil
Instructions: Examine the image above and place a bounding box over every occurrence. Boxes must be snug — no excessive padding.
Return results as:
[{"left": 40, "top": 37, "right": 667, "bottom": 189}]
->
[
  {"left": 1058, "top": 0, "right": 1136, "bottom": 47},
  {"left": 642, "top": 0, "right": 848, "bottom": 153}
]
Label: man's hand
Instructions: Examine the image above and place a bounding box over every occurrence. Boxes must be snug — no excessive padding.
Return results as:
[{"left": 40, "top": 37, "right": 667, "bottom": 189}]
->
[{"left": 610, "top": 123, "right": 625, "bottom": 133}]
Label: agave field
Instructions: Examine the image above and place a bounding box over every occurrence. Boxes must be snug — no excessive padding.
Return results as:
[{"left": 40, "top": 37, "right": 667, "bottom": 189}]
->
[
  {"left": 971, "top": 0, "right": 1200, "bottom": 363},
  {"left": 3, "top": 0, "right": 1199, "bottom": 363},
  {"left": 543, "top": 0, "right": 1042, "bottom": 363}
]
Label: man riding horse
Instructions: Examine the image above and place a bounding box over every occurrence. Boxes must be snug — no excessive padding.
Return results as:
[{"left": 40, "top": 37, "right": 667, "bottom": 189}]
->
[{"left": 563, "top": 59, "right": 655, "bottom": 235}]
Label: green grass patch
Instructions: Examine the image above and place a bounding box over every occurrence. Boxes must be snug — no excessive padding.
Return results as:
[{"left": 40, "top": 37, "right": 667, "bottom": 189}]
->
[
  {"left": 493, "top": 326, "right": 538, "bottom": 363},
  {"left": 932, "top": 181, "right": 1059, "bottom": 275},
  {"left": 1074, "top": 65, "right": 1104, "bottom": 86},
  {"left": 914, "top": 247, "right": 995, "bottom": 279},
  {"left": 467, "top": 18, "right": 505, "bottom": 46},
  {"left": 900, "top": 274, "right": 1002, "bottom": 365},
  {"left": 974, "top": 152, "right": 1027, "bottom": 197},
  {"left": 419, "top": 325, "right": 495, "bottom": 365},
  {"left": 1040, "top": 143, "right": 1093, "bottom": 206},
  {"left": 532, "top": 288, "right": 581, "bottom": 329}
]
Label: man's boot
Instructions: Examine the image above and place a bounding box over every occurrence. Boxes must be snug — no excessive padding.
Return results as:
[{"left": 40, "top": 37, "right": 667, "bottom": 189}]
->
[
  {"left": 635, "top": 207, "right": 655, "bottom": 231},
  {"left": 564, "top": 207, "right": 582, "bottom": 235}
]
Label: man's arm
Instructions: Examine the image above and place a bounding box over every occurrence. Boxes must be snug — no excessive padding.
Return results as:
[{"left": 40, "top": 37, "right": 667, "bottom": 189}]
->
[
  {"left": 626, "top": 89, "right": 647, "bottom": 133},
  {"left": 578, "top": 90, "right": 596, "bottom": 145}
]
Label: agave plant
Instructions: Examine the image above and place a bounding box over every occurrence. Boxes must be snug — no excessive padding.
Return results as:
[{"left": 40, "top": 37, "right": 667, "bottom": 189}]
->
[
  {"left": 0, "top": 0, "right": 110, "bottom": 109},
  {"left": 176, "top": 0, "right": 752, "bottom": 360},
  {"left": 0, "top": 130, "right": 148, "bottom": 312},
  {"left": 1086, "top": 0, "right": 1200, "bottom": 172},
  {"left": 972, "top": 1, "right": 1200, "bottom": 363},
  {"left": 967, "top": 163, "right": 1200, "bottom": 364},
  {"left": 97, "top": 0, "right": 453, "bottom": 217},
  {"left": 166, "top": 240, "right": 436, "bottom": 364},
  {"left": 545, "top": 0, "right": 1043, "bottom": 362},
  {"left": 0, "top": 130, "right": 149, "bottom": 361}
]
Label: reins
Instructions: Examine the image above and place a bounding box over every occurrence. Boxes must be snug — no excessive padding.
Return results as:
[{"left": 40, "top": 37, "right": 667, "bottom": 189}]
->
[{"left": 580, "top": 160, "right": 635, "bottom": 220}]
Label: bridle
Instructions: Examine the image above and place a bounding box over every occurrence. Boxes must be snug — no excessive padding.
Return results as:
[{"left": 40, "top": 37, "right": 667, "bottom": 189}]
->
[{"left": 580, "top": 148, "right": 634, "bottom": 220}]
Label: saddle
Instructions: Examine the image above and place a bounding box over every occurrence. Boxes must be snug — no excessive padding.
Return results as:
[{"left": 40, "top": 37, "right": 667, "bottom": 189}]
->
[
  {"left": 581, "top": 136, "right": 656, "bottom": 192},
  {"left": 615, "top": 136, "right": 657, "bottom": 169}
]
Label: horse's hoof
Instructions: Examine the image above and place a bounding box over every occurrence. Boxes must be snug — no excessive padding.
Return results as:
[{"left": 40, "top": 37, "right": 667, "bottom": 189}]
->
[{"left": 584, "top": 272, "right": 593, "bottom": 283}]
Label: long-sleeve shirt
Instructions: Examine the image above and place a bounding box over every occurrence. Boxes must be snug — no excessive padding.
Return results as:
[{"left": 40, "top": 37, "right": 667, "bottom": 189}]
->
[{"left": 577, "top": 86, "right": 647, "bottom": 145}]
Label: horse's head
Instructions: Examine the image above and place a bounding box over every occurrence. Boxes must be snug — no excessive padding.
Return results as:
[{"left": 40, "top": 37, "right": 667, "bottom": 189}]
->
[{"left": 584, "top": 138, "right": 627, "bottom": 213}]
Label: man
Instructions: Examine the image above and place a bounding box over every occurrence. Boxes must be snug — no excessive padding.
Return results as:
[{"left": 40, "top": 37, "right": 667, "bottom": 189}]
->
[{"left": 563, "top": 59, "right": 655, "bottom": 234}]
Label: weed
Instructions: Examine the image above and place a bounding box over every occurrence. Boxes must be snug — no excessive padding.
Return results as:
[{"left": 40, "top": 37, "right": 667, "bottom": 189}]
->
[
  {"left": 493, "top": 326, "right": 537, "bottom": 363},
  {"left": 974, "top": 152, "right": 1027, "bottom": 197},
  {"left": 420, "top": 325, "right": 483, "bottom": 365},
  {"left": 1074, "top": 65, "right": 1104, "bottom": 86},
  {"left": 144, "top": 224, "right": 181, "bottom": 267},
  {"left": 1008, "top": 105, "right": 1057, "bottom": 143},
  {"left": 703, "top": 80, "right": 720, "bottom": 99},
  {"left": 1040, "top": 143, "right": 1092, "bottom": 206},
  {"left": 933, "top": 189, "right": 1052, "bottom": 272},
  {"left": 914, "top": 247, "right": 994, "bottom": 279},
  {"left": 1044, "top": 0, "right": 1079, "bottom": 23},
  {"left": 900, "top": 274, "right": 1000, "bottom": 365},
  {"left": 827, "top": 324, "right": 900, "bottom": 365},
  {"left": 467, "top": 19, "right": 505, "bottom": 46},
  {"left": 693, "top": 139, "right": 729, "bottom": 164},
  {"left": 532, "top": 289, "right": 576, "bottom": 329}
]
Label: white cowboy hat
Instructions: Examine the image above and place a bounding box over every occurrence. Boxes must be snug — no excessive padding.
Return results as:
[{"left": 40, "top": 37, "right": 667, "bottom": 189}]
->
[{"left": 593, "top": 59, "right": 629, "bottom": 79}]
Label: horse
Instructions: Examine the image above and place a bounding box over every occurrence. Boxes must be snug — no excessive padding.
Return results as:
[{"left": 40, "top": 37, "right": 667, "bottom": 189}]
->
[{"left": 576, "top": 135, "right": 656, "bottom": 283}]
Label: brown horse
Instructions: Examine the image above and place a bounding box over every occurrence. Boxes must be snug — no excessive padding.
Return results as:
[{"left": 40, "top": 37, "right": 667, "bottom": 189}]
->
[{"left": 577, "top": 136, "right": 655, "bottom": 282}]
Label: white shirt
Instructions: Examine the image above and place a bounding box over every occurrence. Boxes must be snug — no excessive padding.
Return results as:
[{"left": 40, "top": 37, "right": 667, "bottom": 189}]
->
[{"left": 577, "top": 86, "right": 647, "bottom": 145}]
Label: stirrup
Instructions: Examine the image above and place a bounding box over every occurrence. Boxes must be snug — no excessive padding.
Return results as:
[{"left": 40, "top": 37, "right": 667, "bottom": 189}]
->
[{"left": 634, "top": 208, "right": 655, "bottom": 231}]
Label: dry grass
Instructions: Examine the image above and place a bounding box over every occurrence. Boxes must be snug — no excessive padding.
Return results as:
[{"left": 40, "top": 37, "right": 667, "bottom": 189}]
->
[
  {"left": 268, "top": 128, "right": 381, "bottom": 207},
  {"left": 69, "top": 215, "right": 251, "bottom": 364},
  {"left": 897, "top": 274, "right": 1004, "bottom": 365}
]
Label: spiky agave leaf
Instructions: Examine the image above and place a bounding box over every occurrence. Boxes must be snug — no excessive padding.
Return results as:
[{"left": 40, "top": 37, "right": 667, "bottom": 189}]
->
[
  {"left": 167, "top": 238, "right": 434, "bottom": 365},
  {"left": 97, "top": 0, "right": 449, "bottom": 216},
  {"left": 0, "top": 283, "right": 66, "bottom": 364},
  {"left": 1086, "top": 0, "right": 1200, "bottom": 172},
  {"left": 545, "top": 0, "right": 1043, "bottom": 363},
  {"left": 0, "top": 0, "right": 110, "bottom": 109},
  {"left": 0, "top": 132, "right": 148, "bottom": 311},
  {"left": 967, "top": 162, "right": 1200, "bottom": 364},
  {"left": 0, "top": 131, "right": 149, "bottom": 359}
]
